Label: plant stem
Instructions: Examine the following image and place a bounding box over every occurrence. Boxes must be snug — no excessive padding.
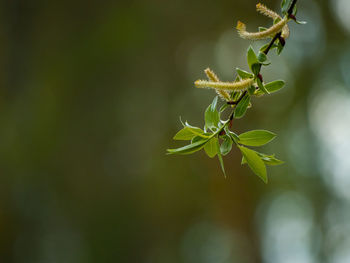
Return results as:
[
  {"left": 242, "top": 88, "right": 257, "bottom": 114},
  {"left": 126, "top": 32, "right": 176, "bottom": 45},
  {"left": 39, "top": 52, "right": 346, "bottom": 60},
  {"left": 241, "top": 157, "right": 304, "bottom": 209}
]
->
[
  {"left": 288, "top": 0, "right": 298, "bottom": 15},
  {"left": 225, "top": 0, "right": 298, "bottom": 126},
  {"left": 263, "top": 32, "right": 281, "bottom": 55}
]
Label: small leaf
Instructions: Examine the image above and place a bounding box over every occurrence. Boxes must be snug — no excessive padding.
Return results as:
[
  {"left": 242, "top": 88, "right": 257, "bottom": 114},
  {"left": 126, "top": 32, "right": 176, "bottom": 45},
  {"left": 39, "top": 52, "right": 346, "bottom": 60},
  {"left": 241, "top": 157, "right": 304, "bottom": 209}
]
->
[
  {"left": 281, "top": 0, "right": 293, "bottom": 15},
  {"left": 205, "top": 96, "right": 220, "bottom": 131},
  {"left": 258, "top": 27, "right": 267, "bottom": 32},
  {"left": 257, "top": 77, "right": 269, "bottom": 94},
  {"left": 257, "top": 153, "right": 285, "bottom": 166},
  {"left": 257, "top": 52, "right": 267, "bottom": 63},
  {"left": 167, "top": 139, "right": 208, "bottom": 155},
  {"left": 216, "top": 138, "right": 226, "bottom": 177},
  {"left": 239, "top": 146, "right": 267, "bottom": 183},
  {"left": 247, "top": 46, "right": 258, "bottom": 71},
  {"left": 220, "top": 135, "right": 233, "bottom": 156},
  {"left": 210, "top": 96, "right": 218, "bottom": 111},
  {"left": 257, "top": 52, "right": 271, "bottom": 66},
  {"left": 277, "top": 40, "right": 284, "bottom": 55},
  {"left": 234, "top": 93, "right": 250, "bottom": 119},
  {"left": 260, "top": 43, "right": 278, "bottom": 53},
  {"left": 238, "top": 130, "right": 276, "bottom": 146},
  {"left": 204, "top": 137, "right": 218, "bottom": 158},
  {"left": 251, "top": 63, "right": 261, "bottom": 76},
  {"left": 173, "top": 126, "right": 207, "bottom": 140},
  {"left": 255, "top": 80, "right": 285, "bottom": 95},
  {"left": 248, "top": 85, "right": 256, "bottom": 95},
  {"left": 265, "top": 80, "right": 285, "bottom": 93},
  {"left": 192, "top": 135, "right": 206, "bottom": 143},
  {"left": 231, "top": 91, "right": 241, "bottom": 101},
  {"left": 228, "top": 130, "right": 240, "bottom": 142},
  {"left": 273, "top": 17, "right": 282, "bottom": 24},
  {"left": 236, "top": 68, "right": 254, "bottom": 79},
  {"left": 219, "top": 103, "right": 229, "bottom": 113}
]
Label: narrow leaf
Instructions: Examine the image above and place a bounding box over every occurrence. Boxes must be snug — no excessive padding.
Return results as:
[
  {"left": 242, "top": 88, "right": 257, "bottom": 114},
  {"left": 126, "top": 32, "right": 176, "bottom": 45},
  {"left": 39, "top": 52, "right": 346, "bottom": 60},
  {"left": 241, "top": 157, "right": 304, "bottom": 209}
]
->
[
  {"left": 234, "top": 93, "right": 250, "bottom": 119},
  {"left": 257, "top": 77, "right": 269, "bottom": 94},
  {"left": 204, "top": 137, "right": 218, "bottom": 158},
  {"left": 219, "top": 103, "right": 229, "bottom": 113},
  {"left": 251, "top": 63, "right": 261, "bottom": 76},
  {"left": 167, "top": 139, "right": 208, "bottom": 155},
  {"left": 281, "top": 0, "right": 293, "bottom": 15},
  {"left": 205, "top": 96, "right": 220, "bottom": 131},
  {"left": 238, "top": 130, "right": 276, "bottom": 146},
  {"left": 255, "top": 80, "right": 285, "bottom": 95},
  {"left": 216, "top": 138, "right": 226, "bottom": 177},
  {"left": 239, "top": 146, "right": 267, "bottom": 183},
  {"left": 257, "top": 52, "right": 271, "bottom": 66},
  {"left": 173, "top": 126, "right": 207, "bottom": 140},
  {"left": 257, "top": 153, "right": 285, "bottom": 166},
  {"left": 220, "top": 135, "right": 233, "bottom": 156},
  {"left": 236, "top": 68, "right": 254, "bottom": 79},
  {"left": 247, "top": 46, "right": 258, "bottom": 71},
  {"left": 228, "top": 131, "right": 240, "bottom": 142}
]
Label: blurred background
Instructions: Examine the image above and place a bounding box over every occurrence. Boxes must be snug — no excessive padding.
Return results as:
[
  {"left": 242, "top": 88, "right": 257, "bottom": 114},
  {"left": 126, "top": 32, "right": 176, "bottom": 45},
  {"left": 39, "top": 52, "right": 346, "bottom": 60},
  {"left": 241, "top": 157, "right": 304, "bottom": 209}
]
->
[{"left": 0, "top": 0, "right": 349, "bottom": 262}]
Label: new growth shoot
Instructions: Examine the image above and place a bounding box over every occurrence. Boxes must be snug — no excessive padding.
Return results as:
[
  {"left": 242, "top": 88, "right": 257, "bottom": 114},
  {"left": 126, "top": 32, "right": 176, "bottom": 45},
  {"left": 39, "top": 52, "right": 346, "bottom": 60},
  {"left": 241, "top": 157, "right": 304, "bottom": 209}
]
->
[{"left": 167, "top": 0, "right": 305, "bottom": 183}]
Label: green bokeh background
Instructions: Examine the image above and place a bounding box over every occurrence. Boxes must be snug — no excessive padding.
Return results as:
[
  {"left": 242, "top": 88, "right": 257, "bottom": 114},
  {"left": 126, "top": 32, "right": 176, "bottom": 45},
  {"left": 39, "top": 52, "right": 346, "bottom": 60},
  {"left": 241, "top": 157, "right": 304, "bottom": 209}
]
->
[{"left": 0, "top": 0, "right": 350, "bottom": 262}]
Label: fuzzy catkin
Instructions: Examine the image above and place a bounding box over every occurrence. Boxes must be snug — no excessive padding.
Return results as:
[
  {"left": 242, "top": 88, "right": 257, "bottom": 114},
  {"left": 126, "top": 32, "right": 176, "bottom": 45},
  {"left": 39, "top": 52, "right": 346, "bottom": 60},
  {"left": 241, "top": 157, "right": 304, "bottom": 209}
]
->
[
  {"left": 204, "top": 68, "right": 231, "bottom": 101},
  {"left": 195, "top": 78, "right": 254, "bottom": 91},
  {"left": 237, "top": 17, "right": 288, "bottom": 40}
]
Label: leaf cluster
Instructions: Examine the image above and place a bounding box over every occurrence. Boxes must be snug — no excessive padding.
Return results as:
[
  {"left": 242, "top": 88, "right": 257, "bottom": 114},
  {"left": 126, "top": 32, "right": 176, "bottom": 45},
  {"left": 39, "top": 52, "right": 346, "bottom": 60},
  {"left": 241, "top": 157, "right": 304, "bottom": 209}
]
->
[
  {"left": 167, "top": 97, "right": 283, "bottom": 183},
  {"left": 168, "top": 0, "right": 304, "bottom": 183}
]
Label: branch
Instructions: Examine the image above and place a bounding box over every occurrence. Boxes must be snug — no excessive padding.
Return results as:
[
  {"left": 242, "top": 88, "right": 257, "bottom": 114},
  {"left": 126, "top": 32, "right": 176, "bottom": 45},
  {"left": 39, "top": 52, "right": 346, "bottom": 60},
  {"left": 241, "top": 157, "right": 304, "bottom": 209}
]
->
[
  {"left": 288, "top": 0, "right": 298, "bottom": 15},
  {"left": 226, "top": 0, "right": 298, "bottom": 120}
]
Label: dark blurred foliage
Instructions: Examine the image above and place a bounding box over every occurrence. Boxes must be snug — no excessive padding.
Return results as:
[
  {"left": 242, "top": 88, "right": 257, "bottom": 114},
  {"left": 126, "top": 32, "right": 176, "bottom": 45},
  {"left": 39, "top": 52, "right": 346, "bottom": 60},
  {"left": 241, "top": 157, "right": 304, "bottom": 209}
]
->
[{"left": 0, "top": 0, "right": 349, "bottom": 262}]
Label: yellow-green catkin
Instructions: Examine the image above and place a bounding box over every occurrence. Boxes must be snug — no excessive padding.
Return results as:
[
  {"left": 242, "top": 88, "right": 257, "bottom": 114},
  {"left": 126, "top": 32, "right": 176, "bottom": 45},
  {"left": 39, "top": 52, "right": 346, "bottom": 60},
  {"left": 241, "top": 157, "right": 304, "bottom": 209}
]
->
[
  {"left": 195, "top": 78, "right": 254, "bottom": 92},
  {"left": 236, "top": 18, "right": 288, "bottom": 40},
  {"left": 204, "top": 68, "right": 231, "bottom": 101}
]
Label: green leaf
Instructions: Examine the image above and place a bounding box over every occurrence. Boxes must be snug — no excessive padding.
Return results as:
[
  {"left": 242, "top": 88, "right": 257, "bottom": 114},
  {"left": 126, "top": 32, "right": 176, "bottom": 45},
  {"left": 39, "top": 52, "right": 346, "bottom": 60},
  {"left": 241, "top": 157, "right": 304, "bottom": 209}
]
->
[
  {"left": 231, "top": 91, "right": 241, "bottom": 101},
  {"left": 228, "top": 130, "right": 240, "bottom": 143},
  {"left": 260, "top": 43, "right": 278, "bottom": 53},
  {"left": 238, "top": 130, "right": 276, "bottom": 146},
  {"left": 234, "top": 93, "right": 250, "bottom": 119},
  {"left": 251, "top": 63, "right": 261, "bottom": 76},
  {"left": 273, "top": 17, "right": 282, "bottom": 24},
  {"left": 192, "top": 135, "right": 206, "bottom": 143},
  {"left": 257, "top": 77, "right": 269, "bottom": 94},
  {"left": 265, "top": 80, "right": 285, "bottom": 93},
  {"left": 205, "top": 96, "right": 220, "bottom": 131},
  {"left": 238, "top": 146, "right": 267, "bottom": 183},
  {"left": 247, "top": 46, "right": 258, "bottom": 71},
  {"left": 248, "top": 85, "right": 256, "bottom": 95},
  {"left": 167, "top": 139, "right": 208, "bottom": 155},
  {"left": 216, "top": 138, "right": 226, "bottom": 177},
  {"left": 281, "top": 0, "right": 293, "bottom": 15},
  {"left": 220, "top": 135, "right": 233, "bottom": 156},
  {"left": 210, "top": 95, "right": 218, "bottom": 111},
  {"left": 258, "top": 27, "right": 267, "bottom": 32},
  {"left": 173, "top": 126, "right": 208, "bottom": 140},
  {"left": 255, "top": 80, "right": 285, "bottom": 95},
  {"left": 204, "top": 137, "right": 218, "bottom": 158},
  {"left": 219, "top": 103, "right": 229, "bottom": 113},
  {"left": 258, "top": 153, "right": 285, "bottom": 166},
  {"left": 257, "top": 52, "right": 271, "bottom": 66},
  {"left": 236, "top": 68, "right": 254, "bottom": 79},
  {"left": 277, "top": 40, "right": 284, "bottom": 55}
]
